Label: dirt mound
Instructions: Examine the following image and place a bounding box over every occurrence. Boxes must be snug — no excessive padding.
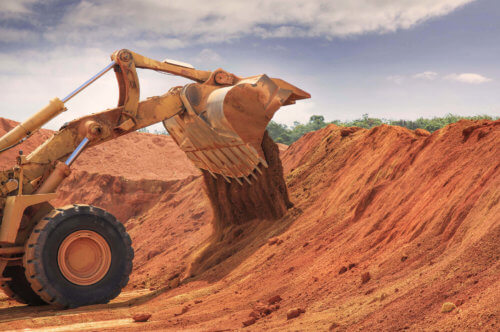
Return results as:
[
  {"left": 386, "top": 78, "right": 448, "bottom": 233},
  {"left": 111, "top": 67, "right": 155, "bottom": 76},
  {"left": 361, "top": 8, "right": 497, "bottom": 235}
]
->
[
  {"left": 0, "top": 119, "right": 498, "bottom": 331},
  {"left": 0, "top": 117, "right": 199, "bottom": 180},
  {"left": 135, "top": 119, "right": 496, "bottom": 331},
  {"left": 71, "top": 131, "right": 199, "bottom": 181}
]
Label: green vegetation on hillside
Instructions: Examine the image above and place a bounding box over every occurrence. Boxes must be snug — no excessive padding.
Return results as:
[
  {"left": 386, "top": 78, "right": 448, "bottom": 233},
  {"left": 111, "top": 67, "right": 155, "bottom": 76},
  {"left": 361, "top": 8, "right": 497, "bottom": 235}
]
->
[{"left": 267, "top": 114, "right": 497, "bottom": 145}]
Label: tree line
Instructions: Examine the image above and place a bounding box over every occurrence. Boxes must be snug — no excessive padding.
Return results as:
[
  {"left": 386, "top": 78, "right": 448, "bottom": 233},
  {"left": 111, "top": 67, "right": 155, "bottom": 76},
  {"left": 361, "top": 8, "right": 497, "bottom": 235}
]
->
[
  {"left": 267, "top": 113, "right": 498, "bottom": 145},
  {"left": 137, "top": 113, "right": 497, "bottom": 145}
]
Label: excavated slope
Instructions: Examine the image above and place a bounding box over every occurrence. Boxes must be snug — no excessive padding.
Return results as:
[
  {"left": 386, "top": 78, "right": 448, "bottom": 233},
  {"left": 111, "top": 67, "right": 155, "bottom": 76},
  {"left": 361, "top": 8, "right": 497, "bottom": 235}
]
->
[{"left": 0, "top": 118, "right": 498, "bottom": 331}]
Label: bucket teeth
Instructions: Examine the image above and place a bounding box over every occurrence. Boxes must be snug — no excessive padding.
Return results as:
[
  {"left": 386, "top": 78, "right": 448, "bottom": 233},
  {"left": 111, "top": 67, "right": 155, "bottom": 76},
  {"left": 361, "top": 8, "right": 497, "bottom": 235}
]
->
[
  {"left": 238, "top": 145, "right": 260, "bottom": 165},
  {"left": 254, "top": 165, "right": 263, "bottom": 175},
  {"left": 221, "top": 174, "right": 231, "bottom": 183},
  {"left": 191, "top": 151, "right": 219, "bottom": 177},
  {"left": 211, "top": 149, "right": 243, "bottom": 180},
  {"left": 207, "top": 169, "right": 217, "bottom": 179},
  {"left": 234, "top": 177, "right": 244, "bottom": 186},
  {"left": 242, "top": 175, "right": 252, "bottom": 184},
  {"left": 258, "top": 157, "right": 269, "bottom": 168}
]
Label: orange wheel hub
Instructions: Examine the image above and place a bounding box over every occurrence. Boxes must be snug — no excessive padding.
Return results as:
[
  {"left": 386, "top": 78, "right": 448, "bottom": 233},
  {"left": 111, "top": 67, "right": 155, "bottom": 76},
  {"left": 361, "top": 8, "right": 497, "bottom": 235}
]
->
[{"left": 57, "top": 230, "right": 111, "bottom": 286}]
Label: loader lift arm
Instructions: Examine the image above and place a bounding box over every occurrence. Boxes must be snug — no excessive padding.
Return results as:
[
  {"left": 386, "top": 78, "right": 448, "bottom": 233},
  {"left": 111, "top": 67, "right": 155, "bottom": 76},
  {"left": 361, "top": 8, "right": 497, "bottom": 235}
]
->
[{"left": 0, "top": 49, "right": 309, "bottom": 308}]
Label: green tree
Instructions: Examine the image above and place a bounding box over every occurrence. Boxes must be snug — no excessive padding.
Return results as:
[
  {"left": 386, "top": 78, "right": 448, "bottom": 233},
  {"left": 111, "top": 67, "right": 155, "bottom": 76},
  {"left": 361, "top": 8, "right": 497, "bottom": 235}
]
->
[{"left": 266, "top": 113, "right": 497, "bottom": 145}]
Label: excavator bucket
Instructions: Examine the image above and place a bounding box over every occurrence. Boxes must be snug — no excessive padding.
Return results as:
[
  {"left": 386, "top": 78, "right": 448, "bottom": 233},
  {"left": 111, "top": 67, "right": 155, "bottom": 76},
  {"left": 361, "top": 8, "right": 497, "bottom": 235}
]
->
[{"left": 163, "top": 74, "right": 310, "bottom": 184}]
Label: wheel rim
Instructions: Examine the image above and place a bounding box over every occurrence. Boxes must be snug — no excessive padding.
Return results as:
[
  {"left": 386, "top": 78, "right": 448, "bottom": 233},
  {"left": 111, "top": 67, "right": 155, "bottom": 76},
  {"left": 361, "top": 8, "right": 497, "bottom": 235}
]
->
[{"left": 57, "top": 230, "right": 111, "bottom": 286}]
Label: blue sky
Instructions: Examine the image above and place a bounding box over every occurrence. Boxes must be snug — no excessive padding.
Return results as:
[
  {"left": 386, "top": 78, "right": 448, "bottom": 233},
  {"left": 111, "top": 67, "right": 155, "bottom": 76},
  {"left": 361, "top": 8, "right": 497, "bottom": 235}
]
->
[{"left": 0, "top": 0, "right": 498, "bottom": 129}]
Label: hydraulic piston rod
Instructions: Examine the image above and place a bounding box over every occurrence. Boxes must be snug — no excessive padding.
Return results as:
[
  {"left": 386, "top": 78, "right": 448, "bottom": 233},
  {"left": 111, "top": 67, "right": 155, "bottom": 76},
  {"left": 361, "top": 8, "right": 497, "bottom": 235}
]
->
[
  {"left": 36, "top": 137, "right": 89, "bottom": 195},
  {"left": 65, "top": 137, "right": 90, "bottom": 166},
  {"left": 0, "top": 62, "right": 116, "bottom": 153},
  {"left": 62, "top": 61, "right": 116, "bottom": 103}
]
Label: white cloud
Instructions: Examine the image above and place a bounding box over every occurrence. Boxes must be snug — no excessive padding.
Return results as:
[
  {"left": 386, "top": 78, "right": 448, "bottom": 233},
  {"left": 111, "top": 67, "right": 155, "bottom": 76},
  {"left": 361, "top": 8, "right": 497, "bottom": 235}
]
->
[
  {"left": 387, "top": 71, "right": 494, "bottom": 84},
  {"left": 386, "top": 75, "right": 405, "bottom": 85},
  {"left": 413, "top": 71, "right": 438, "bottom": 80},
  {"left": 193, "top": 49, "right": 222, "bottom": 64},
  {"left": 444, "top": 73, "right": 492, "bottom": 84},
  {"left": 3, "top": 0, "right": 475, "bottom": 49},
  {"left": 0, "top": 27, "right": 38, "bottom": 43},
  {"left": 0, "top": 0, "right": 36, "bottom": 16},
  {"left": 273, "top": 100, "right": 317, "bottom": 127}
]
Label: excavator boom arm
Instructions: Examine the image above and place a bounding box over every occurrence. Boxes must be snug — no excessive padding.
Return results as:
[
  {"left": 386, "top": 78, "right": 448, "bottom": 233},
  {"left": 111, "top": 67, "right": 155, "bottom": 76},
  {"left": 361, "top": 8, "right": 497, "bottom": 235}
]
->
[
  {"left": 0, "top": 48, "right": 310, "bottom": 205},
  {"left": 0, "top": 49, "right": 309, "bottom": 303}
]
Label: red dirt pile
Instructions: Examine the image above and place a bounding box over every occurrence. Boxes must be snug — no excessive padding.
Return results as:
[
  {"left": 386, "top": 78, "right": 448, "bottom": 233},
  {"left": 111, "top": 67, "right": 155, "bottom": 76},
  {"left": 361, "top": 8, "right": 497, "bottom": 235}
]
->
[{"left": 0, "top": 117, "right": 498, "bottom": 331}]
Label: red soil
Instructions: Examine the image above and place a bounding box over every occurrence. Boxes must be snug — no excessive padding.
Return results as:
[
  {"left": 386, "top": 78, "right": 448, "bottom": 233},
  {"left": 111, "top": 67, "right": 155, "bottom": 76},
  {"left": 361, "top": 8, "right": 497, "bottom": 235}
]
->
[
  {"left": 0, "top": 117, "right": 199, "bottom": 180},
  {"left": 0, "top": 118, "right": 498, "bottom": 331},
  {"left": 0, "top": 118, "right": 53, "bottom": 169}
]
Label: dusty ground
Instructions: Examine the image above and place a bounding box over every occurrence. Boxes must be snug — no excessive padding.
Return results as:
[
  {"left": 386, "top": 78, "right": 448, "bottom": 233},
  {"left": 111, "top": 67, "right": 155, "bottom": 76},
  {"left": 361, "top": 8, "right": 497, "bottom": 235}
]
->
[{"left": 0, "top": 117, "right": 498, "bottom": 331}]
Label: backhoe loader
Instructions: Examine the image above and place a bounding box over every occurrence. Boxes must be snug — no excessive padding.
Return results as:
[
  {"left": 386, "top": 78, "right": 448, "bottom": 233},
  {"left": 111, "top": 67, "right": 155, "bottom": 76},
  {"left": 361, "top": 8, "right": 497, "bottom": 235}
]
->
[{"left": 0, "top": 49, "right": 309, "bottom": 308}]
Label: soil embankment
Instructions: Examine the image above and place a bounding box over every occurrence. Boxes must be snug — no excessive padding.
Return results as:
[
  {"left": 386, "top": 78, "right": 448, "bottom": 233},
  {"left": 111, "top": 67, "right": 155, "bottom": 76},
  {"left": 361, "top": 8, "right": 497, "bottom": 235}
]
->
[{"left": 0, "top": 117, "right": 498, "bottom": 331}]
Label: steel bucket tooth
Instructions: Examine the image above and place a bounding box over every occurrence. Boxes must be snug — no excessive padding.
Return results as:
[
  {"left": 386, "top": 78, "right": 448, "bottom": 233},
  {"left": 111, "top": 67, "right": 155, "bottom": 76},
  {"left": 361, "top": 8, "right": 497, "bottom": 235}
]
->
[{"left": 164, "top": 74, "right": 309, "bottom": 183}]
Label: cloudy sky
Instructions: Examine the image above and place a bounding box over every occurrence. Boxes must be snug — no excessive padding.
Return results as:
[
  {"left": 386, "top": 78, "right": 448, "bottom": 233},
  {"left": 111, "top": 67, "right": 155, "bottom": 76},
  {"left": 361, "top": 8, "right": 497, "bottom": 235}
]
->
[{"left": 0, "top": 0, "right": 499, "bottom": 130}]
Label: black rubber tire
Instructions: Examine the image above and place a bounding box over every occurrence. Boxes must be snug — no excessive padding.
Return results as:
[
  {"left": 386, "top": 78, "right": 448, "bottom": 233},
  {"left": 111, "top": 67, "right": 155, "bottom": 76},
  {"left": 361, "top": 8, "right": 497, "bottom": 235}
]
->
[
  {"left": 1, "top": 266, "right": 46, "bottom": 305},
  {"left": 23, "top": 204, "right": 133, "bottom": 308}
]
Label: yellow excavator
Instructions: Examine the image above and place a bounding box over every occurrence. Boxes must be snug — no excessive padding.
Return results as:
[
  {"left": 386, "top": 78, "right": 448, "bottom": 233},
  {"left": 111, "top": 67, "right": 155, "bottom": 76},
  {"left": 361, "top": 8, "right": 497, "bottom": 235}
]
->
[{"left": 0, "top": 49, "right": 310, "bottom": 308}]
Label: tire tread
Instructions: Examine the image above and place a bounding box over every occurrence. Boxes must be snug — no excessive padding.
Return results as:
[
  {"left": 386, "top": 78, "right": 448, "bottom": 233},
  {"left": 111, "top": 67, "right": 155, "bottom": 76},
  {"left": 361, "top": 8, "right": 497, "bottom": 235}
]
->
[{"left": 23, "top": 204, "right": 133, "bottom": 308}]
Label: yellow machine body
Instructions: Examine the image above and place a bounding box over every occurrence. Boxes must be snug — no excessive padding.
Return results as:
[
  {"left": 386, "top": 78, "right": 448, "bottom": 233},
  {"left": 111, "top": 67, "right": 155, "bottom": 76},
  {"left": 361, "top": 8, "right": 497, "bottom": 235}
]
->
[{"left": 0, "top": 49, "right": 310, "bottom": 306}]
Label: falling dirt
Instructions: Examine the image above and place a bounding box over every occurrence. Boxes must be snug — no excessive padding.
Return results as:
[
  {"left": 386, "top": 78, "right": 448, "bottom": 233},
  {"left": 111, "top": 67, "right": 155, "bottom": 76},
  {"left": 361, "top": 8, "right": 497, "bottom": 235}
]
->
[
  {"left": 188, "top": 131, "right": 292, "bottom": 277},
  {"left": 0, "top": 117, "right": 499, "bottom": 331}
]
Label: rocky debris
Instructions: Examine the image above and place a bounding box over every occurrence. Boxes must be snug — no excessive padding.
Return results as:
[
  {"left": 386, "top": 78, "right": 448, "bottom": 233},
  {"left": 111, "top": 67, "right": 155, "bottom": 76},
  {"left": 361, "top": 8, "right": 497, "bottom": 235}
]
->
[
  {"left": 132, "top": 313, "right": 152, "bottom": 322},
  {"left": 242, "top": 300, "right": 281, "bottom": 326},
  {"left": 169, "top": 277, "right": 180, "bottom": 289},
  {"left": 287, "top": 308, "right": 306, "bottom": 320},
  {"left": 174, "top": 305, "right": 190, "bottom": 317},
  {"left": 329, "top": 322, "right": 340, "bottom": 330},
  {"left": 455, "top": 299, "right": 465, "bottom": 307},
  {"left": 364, "top": 288, "right": 375, "bottom": 295},
  {"left": 242, "top": 317, "right": 256, "bottom": 327},
  {"left": 414, "top": 128, "right": 430, "bottom": 137},
  {"left": 401, "top": 256, "right": 408, "bottom": 262},
  {"left": 253, "top": 302, "right": 280, "bottom": 316},
  {"left": 268, "top": 237, "right": 284, "bottom": 246},
  {"left": 268, "top": 295, "right": 282, "bottom": 305},
  {"left": 370, "top": 293, "right": 388, "bottom": 303},
  {"left": 266, "top": 253, "right": 276, "bottom": 260},
  {"left": 147, "top": 249, "right": 161, "bottom": 260},
  {"left": 348, "top": 263, "right": 356, "bottom": 269},
  {"left": 361, "top": 272, "right": 371, "bottom": 284},
  {"left": 338, "top": 266, "right": 348, "bottom": 274},
  {"left": 441, "top": 302, "right": 457, "bottom": 313}
]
